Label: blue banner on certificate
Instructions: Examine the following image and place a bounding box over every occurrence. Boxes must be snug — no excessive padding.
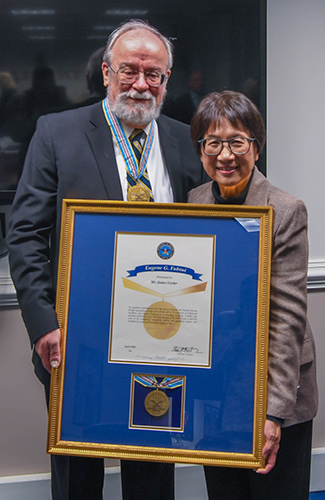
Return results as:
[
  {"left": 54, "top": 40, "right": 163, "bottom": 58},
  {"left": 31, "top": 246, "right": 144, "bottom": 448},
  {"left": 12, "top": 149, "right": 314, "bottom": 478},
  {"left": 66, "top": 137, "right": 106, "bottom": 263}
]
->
[{"left": 109, "top": 233, "right": 215, "bottom": 367}]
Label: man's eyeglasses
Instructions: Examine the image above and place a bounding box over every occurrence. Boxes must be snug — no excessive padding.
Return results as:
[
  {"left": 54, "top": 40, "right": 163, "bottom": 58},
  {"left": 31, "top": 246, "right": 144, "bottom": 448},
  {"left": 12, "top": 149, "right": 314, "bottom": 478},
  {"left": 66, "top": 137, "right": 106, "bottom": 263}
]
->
[
  {"left": 110, "top": 66, "right": 168, "bottom": 87},
  {"left": 198, "top": 136, "right": 256, "bottom": 156}
]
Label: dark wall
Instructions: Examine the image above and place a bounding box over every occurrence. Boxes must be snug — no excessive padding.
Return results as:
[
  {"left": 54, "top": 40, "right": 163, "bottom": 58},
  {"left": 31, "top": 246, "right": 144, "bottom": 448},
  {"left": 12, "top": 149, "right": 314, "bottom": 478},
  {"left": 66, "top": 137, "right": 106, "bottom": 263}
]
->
[{"left": 0, "top": 0, "right": 266, "bottom": 202}]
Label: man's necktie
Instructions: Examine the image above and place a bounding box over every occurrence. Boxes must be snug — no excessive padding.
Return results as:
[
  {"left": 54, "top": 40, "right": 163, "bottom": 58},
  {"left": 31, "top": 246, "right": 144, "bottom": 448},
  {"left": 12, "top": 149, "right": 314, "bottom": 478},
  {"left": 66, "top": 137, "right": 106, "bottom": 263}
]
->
[{"left": 128, "top": 129, "right": 154, "bottom": 202}]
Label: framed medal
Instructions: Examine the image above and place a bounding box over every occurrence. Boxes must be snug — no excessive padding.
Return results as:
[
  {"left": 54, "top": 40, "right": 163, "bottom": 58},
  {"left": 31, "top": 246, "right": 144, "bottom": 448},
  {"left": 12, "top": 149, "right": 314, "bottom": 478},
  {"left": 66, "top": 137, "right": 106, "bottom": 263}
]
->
[{"left": 48, "top": 200, "right": 272, "bottom": 469}]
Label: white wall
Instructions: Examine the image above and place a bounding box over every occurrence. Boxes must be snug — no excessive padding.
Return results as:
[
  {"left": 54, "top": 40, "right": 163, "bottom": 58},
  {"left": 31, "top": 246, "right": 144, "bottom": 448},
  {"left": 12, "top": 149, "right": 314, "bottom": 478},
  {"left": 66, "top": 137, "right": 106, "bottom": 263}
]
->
[
  {"left": 267, "top": 0, "right": 325, "bottom": 483},
  {"left": 0, "top": 307, "right": 120, "bottom": 477},
  {"left": 308, "top": 293, "right": 325, "bottom": 449},
  {"left": 267, "top": 0, "right": 325, "bottom": 266},
  {"left": 0, "top": 308, "right": 50, "bottom": 476}
]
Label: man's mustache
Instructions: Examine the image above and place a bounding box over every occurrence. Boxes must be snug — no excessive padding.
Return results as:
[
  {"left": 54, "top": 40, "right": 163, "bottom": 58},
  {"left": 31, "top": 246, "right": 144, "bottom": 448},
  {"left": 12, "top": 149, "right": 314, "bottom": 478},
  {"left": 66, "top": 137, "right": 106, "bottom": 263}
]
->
[{"left": 123, "top": 89, "right": 154, "bottom": 101}]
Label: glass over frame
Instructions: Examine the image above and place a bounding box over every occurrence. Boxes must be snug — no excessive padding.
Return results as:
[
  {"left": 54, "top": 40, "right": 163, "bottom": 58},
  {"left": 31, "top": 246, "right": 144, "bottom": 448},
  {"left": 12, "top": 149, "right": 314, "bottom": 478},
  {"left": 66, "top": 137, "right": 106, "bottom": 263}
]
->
[{"left": 48, "top": 200, "right": 272, "bottom": 469}]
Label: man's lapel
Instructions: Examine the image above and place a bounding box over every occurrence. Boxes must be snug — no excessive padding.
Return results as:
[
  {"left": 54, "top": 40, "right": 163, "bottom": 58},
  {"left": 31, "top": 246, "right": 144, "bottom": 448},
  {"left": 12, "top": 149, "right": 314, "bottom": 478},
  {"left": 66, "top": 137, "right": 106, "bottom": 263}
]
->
[
  {"left": 85, "top": 103, "right": 123, "bottom": 200},
  {"left": 157, "top": 116, "right": 182, "bottom": 201}
]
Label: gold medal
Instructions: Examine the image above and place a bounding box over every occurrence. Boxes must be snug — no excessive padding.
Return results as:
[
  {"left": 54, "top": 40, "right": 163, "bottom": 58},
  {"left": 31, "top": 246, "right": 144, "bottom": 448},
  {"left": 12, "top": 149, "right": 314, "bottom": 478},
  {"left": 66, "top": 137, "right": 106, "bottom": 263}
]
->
[
  {"left": 143, "top": 301, "right": 181, "bottom": 340},
  {"left": 122, "top": 278, "right": 207, "bottom": 340},
  {"left": 127, "top": 184, "right": 151, "bottom": 202},
  {"left": 144, "top": 389, "right": 170, "bottom": 417}
]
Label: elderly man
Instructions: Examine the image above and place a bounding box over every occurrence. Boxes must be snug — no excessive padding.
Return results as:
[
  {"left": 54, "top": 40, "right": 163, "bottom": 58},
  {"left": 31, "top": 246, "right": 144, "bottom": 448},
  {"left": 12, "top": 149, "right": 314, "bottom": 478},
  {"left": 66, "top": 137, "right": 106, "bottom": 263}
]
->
[{"left": 7, "top": 19, "right": 204, "bottom": 500}]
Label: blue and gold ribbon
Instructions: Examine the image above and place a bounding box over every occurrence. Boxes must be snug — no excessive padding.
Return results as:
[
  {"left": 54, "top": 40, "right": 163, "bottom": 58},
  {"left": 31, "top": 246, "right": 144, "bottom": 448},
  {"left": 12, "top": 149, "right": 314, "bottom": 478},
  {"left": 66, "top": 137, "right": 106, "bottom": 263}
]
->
[{"left": 134, "top": 375, "right": 183, "bottom": 390}]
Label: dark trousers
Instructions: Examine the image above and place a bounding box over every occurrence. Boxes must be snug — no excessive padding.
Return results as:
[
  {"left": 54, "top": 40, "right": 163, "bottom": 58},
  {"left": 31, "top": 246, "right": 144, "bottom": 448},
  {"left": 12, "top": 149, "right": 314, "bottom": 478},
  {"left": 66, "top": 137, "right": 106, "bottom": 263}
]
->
[
  {"left": 45, "top": 384, "right": 174, "bottom": 499},
  {"left": 121, "top": 460, "right": 175, "bottom": 500},
  {"left": 51, "top": 454, "right": 104, "bottom": 500},
  {"left": 50, "top": 455, "right": 174, "bottom": 500},
  {"left": 204, "top": 420, "right": 313, "bottom": 500}
]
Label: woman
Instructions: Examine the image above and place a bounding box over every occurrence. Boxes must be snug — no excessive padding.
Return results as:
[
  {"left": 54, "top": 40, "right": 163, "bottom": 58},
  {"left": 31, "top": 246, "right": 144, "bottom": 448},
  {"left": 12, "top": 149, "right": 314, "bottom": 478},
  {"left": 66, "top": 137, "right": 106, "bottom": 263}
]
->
[{"left": 188, "top": 90, "right": 318, "bottom": 500}]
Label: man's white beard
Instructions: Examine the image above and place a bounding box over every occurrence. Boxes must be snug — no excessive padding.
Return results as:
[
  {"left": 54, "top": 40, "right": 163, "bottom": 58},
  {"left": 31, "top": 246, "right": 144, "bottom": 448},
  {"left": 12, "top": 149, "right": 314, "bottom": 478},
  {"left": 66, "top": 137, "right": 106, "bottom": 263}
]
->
[{"left": 107, "top": 87, "right": 165, "bottom": 126}]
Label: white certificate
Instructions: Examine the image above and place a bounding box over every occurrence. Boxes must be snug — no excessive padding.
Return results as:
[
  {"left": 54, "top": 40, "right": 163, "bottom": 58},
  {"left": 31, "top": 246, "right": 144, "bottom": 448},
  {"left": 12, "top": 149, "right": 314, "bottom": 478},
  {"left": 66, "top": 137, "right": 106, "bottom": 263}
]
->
[{"left": 109, "top": 232, "right": 215, "bottom": 367}]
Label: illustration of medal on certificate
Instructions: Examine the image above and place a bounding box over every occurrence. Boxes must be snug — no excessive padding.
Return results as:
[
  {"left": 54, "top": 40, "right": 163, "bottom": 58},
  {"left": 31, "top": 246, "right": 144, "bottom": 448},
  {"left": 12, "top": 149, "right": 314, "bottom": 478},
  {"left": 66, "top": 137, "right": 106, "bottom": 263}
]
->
[{"left": 109, "top": 233, "right": 215, "bottom": 367}]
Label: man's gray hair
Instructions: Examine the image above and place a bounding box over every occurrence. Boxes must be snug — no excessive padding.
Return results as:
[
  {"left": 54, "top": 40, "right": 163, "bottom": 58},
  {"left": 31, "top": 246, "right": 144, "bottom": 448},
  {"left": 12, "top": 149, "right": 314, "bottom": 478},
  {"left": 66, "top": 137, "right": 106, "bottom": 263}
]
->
[{"left": 103, "top": 19, "right": 174, "bottom": 71}]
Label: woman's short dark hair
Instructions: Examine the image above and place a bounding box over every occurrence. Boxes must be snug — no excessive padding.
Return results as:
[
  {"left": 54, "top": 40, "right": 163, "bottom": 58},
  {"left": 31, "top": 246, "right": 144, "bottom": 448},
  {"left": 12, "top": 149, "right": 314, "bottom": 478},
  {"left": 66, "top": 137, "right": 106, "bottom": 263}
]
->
[{"left": 191, "top": 90, "right": 266, "bottom": 155}]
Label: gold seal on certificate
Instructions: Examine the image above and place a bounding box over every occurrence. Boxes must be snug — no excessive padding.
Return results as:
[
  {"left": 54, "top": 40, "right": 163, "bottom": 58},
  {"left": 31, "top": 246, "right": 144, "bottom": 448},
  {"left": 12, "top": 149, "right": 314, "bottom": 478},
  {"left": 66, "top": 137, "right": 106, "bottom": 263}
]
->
[
  {"left": 143, "top": 300, "right": 181, "bottom": 339},
  {"left": 144, "top": 389, "right": 170, "bottom": 417},
  {"left": 127, "top": 184, "right": 151, "bottom": 202},
  {"left": 122, "top": 278, "right": 207, "bottom": 340}
]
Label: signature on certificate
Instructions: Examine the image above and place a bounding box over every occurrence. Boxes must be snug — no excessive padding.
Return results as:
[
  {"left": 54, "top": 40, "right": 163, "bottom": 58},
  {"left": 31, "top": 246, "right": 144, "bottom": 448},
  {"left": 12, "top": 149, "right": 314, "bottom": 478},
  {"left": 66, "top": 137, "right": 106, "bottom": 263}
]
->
[{"left": 172, "top": 346, "right": 200, "bottom": 354}]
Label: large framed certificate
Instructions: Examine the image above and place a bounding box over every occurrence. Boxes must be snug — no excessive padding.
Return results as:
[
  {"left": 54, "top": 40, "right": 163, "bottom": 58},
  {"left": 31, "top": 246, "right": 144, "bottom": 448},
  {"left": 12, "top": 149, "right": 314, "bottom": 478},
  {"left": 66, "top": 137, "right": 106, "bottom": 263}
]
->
[{"left": 48, "top": 200, "right": 273, "bottom": 469}]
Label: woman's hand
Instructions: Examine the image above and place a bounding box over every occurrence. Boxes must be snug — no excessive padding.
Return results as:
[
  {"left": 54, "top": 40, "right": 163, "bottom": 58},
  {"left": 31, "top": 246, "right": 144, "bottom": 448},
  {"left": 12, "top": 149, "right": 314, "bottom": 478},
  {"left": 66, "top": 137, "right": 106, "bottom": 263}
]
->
[{"left": 256, "top": 419, "right": 281, "bottom": 474}]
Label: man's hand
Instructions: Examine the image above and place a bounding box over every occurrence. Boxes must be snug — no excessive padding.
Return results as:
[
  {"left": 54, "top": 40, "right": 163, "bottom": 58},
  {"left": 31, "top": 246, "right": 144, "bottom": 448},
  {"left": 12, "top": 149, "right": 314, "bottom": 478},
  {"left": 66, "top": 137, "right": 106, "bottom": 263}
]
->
[
  {"left": 35, "top": 328, "right": 61, "bottom": 373},
  {"left": 256, "top": 419, "right": 281, "bottom": 474}
]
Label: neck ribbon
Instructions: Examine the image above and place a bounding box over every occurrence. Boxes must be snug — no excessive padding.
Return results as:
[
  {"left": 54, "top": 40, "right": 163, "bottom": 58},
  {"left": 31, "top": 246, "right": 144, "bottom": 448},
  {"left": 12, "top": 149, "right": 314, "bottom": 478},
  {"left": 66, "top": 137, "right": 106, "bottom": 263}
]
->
[{"left": 102, "top": 98, "right": 154, "bottom": 180}]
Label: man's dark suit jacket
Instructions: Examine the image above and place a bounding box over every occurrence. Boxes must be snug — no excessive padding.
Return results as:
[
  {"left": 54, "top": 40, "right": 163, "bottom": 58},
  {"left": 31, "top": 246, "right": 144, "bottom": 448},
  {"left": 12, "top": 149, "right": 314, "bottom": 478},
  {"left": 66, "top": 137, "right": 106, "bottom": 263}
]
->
[{"left": 7, "top": 101, "right": 204, "bottom": 384}]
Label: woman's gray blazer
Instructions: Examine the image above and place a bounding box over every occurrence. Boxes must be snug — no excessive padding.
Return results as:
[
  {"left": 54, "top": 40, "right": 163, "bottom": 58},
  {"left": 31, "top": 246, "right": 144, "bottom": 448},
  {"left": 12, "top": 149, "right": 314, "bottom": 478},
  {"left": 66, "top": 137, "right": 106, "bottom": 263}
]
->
[{"left": 188, "top": 167, "right": 318, "bottom": 427}]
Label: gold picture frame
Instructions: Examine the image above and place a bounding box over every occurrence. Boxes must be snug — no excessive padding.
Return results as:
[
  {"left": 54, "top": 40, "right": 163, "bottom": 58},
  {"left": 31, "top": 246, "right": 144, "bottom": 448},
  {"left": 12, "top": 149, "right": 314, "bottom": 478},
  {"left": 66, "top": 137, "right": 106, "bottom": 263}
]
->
[{"left": 48, "top": 200, "right": 272, "bottom": 469}]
